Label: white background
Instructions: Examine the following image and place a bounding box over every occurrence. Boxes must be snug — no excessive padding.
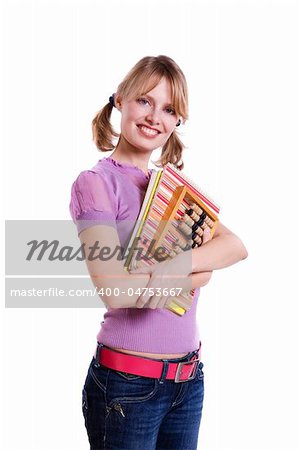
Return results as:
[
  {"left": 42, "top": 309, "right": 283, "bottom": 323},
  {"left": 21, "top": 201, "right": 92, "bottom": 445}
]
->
[{"left": 1, "top": 0, "right": 299, "bottom": 449}]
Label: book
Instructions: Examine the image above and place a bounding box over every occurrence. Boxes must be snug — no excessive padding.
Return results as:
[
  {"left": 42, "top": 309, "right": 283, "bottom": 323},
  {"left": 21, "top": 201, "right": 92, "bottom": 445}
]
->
[{"left": 123, "top": 163, "right": 220, "bottom": 316}]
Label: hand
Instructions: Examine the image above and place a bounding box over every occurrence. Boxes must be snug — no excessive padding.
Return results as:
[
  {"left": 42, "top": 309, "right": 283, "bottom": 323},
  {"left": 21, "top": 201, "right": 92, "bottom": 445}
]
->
[
  {"left": 131, "top": 249, "right": 193, "bottom": 308},
  {"left": 131, "top": 227, "right": 212, "bottom": 309}
]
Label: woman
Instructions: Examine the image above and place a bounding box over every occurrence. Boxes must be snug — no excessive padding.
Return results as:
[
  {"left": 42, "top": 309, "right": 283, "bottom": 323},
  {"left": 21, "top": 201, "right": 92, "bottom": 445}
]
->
[{"left": 70, "top": 55, "right": 248, "bottom": 450}]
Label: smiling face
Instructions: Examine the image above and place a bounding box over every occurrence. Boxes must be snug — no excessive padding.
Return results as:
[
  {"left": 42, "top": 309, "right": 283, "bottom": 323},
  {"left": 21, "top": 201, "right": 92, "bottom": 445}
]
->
[{"left": 115, "top": 77, "right": 180, "bottom": 153}]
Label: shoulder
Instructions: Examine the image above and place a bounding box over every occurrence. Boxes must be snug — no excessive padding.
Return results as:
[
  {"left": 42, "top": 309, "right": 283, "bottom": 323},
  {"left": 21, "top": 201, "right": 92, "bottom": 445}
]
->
[
  {"left": 71, "top": 169, "right": 106, "bottom": 190},
  {"left": 69, "top": 164, "right": 118, "bottom": 223},
  {"left": 71, "top": 162, "right": 117, "bottom": 195}
]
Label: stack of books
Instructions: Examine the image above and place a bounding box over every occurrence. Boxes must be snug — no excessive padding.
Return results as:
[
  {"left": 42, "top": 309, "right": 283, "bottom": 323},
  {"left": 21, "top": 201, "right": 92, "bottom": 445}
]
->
[{"left": 124, "top": 163, "right": 220, "bottom": 316}]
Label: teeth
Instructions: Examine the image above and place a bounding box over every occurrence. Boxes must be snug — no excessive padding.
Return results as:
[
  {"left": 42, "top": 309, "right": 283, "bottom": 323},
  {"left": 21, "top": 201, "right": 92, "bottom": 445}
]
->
[{"left": 139, "top": 125, "right": 158, "bottom": 136}]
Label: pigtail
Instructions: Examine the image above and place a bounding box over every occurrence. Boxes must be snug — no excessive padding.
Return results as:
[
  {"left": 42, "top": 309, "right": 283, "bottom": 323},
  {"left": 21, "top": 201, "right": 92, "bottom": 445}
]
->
[
  {"left": 92, "top": 102, "right": 119, "bottom": 151},
  {"left": 154, "top": 131, "right": 185, "bottom": 171}
]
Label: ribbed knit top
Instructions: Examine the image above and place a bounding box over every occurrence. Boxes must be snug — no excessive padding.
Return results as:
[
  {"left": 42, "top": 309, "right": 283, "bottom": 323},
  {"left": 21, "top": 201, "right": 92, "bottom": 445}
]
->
[{"left": 69, "top": 156, "right": 201, "bottom": 353}]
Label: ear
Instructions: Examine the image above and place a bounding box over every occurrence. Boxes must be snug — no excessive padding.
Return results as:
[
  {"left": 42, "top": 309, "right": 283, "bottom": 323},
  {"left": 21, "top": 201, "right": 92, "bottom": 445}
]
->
[{"left": 114, "top": 94, "right": 122, "bottom": 111}]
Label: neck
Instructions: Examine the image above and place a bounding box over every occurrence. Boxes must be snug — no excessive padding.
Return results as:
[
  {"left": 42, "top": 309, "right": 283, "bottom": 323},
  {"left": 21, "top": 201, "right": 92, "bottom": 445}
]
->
[{"left": 111, "top": 135, "right": 152, "bottom": 174}]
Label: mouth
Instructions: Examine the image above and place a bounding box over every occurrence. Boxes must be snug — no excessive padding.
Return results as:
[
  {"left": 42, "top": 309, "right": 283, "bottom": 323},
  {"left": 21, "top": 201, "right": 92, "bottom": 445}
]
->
[{"left": 136, "top": 124, "right": 161, "bottom": 137}]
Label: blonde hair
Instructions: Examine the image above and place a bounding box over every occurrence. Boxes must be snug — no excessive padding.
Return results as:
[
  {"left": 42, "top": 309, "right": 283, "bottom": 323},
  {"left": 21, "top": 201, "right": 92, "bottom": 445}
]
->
[{"left": 92, "top": 55, "right": 189, "bottom": 170}]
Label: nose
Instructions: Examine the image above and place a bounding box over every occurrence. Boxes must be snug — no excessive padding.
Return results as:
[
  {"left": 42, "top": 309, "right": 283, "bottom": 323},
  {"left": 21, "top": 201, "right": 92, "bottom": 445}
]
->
[{"left": 145, "top": 107, "right": 161, "bottom": 126}]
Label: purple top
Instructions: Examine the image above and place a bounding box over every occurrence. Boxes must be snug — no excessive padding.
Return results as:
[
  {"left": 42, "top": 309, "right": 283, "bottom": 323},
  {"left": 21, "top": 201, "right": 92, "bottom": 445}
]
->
[{"left": 69, "top": 156, "right": 201, "bottom": 353}]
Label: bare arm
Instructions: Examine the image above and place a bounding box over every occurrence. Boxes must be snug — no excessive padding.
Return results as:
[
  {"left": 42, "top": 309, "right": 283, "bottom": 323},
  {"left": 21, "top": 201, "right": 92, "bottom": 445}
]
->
[
  {"left": 79, "top": 224, "right": 151, "bottom": 308},
  {"left": 191, "top": 221, "right": 248, "bottom": 273},
  {"left": 80, "top": 224, "right": 212, "bottom": 309},
  {"left": 131, "top": 223, "right": 247, "bottom": 308},
  {"left": 190, "top": 271, "right": 213, "bottom": 289}
]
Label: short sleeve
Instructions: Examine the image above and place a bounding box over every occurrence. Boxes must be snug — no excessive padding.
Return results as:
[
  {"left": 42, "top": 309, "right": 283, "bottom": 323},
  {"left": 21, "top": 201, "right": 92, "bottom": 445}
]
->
[{"left": 69, "top": 170, "right": 117, "bottom": 235}]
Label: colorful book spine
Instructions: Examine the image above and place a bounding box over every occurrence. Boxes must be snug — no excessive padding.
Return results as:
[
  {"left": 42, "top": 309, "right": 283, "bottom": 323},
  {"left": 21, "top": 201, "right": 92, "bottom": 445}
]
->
[{"left": 124, "top": 163, "right": 220, "bottom": 316}]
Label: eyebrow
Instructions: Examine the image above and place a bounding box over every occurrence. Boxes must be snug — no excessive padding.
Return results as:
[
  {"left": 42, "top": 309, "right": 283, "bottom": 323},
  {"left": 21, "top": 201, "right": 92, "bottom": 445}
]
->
[{"left": 142, "top": 94, "right": 174, "bottom": 106}]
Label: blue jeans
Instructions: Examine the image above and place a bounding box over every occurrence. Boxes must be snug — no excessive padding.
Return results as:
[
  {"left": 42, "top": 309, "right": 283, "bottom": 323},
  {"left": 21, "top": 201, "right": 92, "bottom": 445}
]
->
[{"left": 81, "top": 345, "right": 205, "bottom": 449}]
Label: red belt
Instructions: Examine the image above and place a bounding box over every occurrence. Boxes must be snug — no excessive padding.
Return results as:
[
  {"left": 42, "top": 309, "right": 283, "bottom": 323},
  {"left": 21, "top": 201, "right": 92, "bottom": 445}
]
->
[{"left": 94, "top": 344, "right": 201, "bottom": 383}]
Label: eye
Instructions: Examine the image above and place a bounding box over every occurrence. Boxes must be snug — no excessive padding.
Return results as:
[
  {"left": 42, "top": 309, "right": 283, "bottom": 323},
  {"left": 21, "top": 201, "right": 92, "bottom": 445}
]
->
[
  {"left": 165, "top": 107, "right": 176, "bottom": 115},
  {"left": 137, "top": 97, "right": 150, "bottom": 106}
]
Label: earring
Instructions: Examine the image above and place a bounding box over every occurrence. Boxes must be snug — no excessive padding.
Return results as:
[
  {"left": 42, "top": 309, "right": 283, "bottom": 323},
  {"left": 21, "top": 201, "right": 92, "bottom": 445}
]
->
[{"left": 176, "top": 119, "right": 181, "bottom": 127}]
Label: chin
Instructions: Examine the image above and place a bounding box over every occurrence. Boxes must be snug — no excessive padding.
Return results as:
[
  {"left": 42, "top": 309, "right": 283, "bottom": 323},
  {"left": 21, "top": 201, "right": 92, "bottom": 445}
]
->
[
  {"left": 130, "top": 138, "right": 160, "bottom": 152},
  {"left": 123, "top": 131, "right": 163, "bottom": 152}
]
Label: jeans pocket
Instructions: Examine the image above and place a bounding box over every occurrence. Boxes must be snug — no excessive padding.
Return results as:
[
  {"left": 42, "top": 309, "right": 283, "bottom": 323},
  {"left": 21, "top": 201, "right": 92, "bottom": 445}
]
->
[
  {"left": 115, "top": 371, "right": 142, "bottom": 381},
  {"left": 106, "top": 370, "right": 159, "bottom": 406},
  {"left": 89, "top": 359, "right": 108, "bottom": 393}
]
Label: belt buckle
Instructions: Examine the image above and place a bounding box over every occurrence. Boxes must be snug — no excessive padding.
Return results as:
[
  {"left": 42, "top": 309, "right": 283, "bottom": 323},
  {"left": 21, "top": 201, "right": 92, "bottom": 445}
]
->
[{"left": 174, "top": 358, "right": 200, "bottom": 383}]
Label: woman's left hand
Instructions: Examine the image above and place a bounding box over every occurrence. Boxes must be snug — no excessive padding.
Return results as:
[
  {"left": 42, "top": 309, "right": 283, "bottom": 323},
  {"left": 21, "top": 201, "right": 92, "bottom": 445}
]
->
[
  {"left": 130, "top": 227, "right": 212, "bottom": 309},
  {"left": 130, "top": 248, "right": 193, "bottom": 308}
]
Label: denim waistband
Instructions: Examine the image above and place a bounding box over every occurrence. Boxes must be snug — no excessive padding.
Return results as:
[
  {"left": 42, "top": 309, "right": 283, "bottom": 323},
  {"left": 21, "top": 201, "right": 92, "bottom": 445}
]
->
[{"left": 166, "top": 349, "right": 200, "bottom": 363}]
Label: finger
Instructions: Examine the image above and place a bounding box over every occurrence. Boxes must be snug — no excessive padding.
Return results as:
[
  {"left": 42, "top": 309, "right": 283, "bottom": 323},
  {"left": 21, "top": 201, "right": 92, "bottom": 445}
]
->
[
  {"left": 147, "top": 295, "right": 163, "bottom": 309},
  {"left": 136, "top": 294, "right": 150, "bottom": 308},
  {"left": 156, "top": 296, "right": 169, "bottom": 308}
]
